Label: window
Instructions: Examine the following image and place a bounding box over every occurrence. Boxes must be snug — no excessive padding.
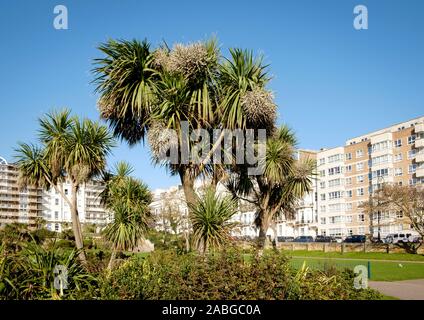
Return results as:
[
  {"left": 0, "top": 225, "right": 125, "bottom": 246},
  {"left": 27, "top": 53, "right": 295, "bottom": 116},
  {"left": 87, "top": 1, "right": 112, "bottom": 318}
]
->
[
  {"left": 320, "top": 206, "right": 326, "bottom": 213},
  {"left": 372, "top": 155, "right": 391, "bottom": 166},
  {"left": 329, "top": 203, "right": 343, "bottom": 212},
  {"left": 328, "top": 154, "right": 342, "bottom": 163},
  {"left": 357, "top": 188, "right": 365, "bottom": 196},
  {"left": 371, "top": 141, "right": 390, "bottom": 153},
  {"left": 345, "top": 216, "right": 353, "bottom": 223},
  {"left": 346, "top": 177, "right": 352, "bottom": 185},
  {"left": 372, "top": 168, "right": 389, "bottom": 179},
  {"left": 357, "top": 175, "right": 364, "bottom": 183},
  {"left": 395, "top": 168, "right": 403, "bottom": 176},
  {"left": 54, "top": 211, "right": 59, "bottom": 220},
  {"left": 346, "top": 190, "right": 353, "bottom": 198},
  {"left": 356, "top": 149, "right": 364, "bottom": 158},
  {"left": 408, "top": 149, "right": 417, "bottom": 159},
  {"left": 356, "top": 162, "right": 364, "bottom": 171},
  {"left": 409, "top": 164, "right": 417, "bottom": 174},
  {"left": 358, "top": 214, "right": 365, "bottom": 222},
  {"left": 319, "top": 158, "right": 325, "bottom": 165},
  {"left": 328, "top": 191, "right": 342, "bottom": 199},
  {"left": 328, "top": 178, "right": 341, "bottom": 187},
  {"left": 358, "top": 227, "right": 365, "bottom": 235},
  {"left": 408, "top": 135, "right": 416, "bottom": 145},
  {"left": 396, "top": 211, "right": 403, "bottom": 218},
  {"left": 328, "top": 166, "right": 341, "bottom": 176},
  {"left": 320, "top": 218, "right": 326, "bottom": 224},
  {"left": 320, "top": 194, "right": 326, "bottom": 201},
  {"left": 65, "top": 189, "right": 69, "bottom": 195},
  {"left": 320, "top": 181, "right": 326, "bottom": 189},
  {"left": 346, "top": 203, "right": 353, "bottom": 211},
  {"left": 345, "top": 165, "right": 352, "bottom": 173},
  {"left": 345, "top": 153, "right": 352, "bottom": 160},
  {"left": 329, "top": 216, "right": 341, "bottom": 224},
  {"left": 55, "top": 198, "right": 59, "bottom": 205},
  {"left": 394, "top": 139, "right": 402, "bottom": 147},
  {"left": 55, "top": 223, "right": 59, "bottom": 232},
  {"left": 394, "top": 153, "right": 403, "bottom": 162},
  {"left": 319, "top": 170, "right": 325, "bottom": 177}
]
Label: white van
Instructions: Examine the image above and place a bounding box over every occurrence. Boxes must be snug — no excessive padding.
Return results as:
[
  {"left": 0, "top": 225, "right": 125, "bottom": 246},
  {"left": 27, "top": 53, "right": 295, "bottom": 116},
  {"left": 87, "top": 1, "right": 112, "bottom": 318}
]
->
[{"left": 384, "top": 231, "right": 420, "bottom": 244}]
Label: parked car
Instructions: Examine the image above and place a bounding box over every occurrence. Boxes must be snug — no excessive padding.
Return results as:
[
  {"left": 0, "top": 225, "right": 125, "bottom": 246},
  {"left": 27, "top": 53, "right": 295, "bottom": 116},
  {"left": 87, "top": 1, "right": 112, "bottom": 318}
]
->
[
  {"left": 344, "top": 235, "right": 366, "bottom": 243},
  {"left": 384, "top": 232, "right": 420, "bottom": 244},
  {"left": 315, "top": 235, "right": 336, "bottom": 243},
  {"left": 277, "top": 236, "right": 294, "bottom": 242},
  {"left": 294, "top": 236, "right": 314, "bottom": 242},
  {"left": 333, "top": 236, "right": 343, "bottom": 243}
]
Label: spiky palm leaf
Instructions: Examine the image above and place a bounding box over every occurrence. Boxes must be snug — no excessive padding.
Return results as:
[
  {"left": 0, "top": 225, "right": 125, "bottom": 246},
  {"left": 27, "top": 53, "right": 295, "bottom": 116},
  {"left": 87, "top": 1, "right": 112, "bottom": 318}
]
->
[{"left": 189, "top": 188, "right": 238, "bottom": 253}]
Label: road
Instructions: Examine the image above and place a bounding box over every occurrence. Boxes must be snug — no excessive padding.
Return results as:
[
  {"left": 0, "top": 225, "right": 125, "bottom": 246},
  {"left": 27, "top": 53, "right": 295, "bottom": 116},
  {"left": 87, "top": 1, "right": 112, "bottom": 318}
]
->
[{"left": 369, "top": 279, "right": 424, "bottom": 300}]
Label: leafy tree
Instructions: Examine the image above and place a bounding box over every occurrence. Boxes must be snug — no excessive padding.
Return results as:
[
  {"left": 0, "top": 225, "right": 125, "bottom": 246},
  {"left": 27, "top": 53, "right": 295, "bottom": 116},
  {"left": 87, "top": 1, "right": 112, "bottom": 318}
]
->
[
  {"left": 360, "top": 184, "right": 424, "bottom": 253},
  {"left": 15, "top": 109, "right": 115, "bottom": 262},
  {"left": 189, "top": 187, "right": 238, "bottom": 254},
  {"left": 92, "top": 38, "right": 273, "bottom": 214},
  {"left": 226, "top": 126, "right": 315, "bottom": 250},
  {"left": 101, "top": 162, "right": 152, "bottom": 269}
]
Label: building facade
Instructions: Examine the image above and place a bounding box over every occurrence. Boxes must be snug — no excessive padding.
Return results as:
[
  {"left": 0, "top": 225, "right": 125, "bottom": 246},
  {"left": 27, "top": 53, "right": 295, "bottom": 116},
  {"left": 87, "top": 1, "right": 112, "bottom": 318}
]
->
[
  {"left": 316, "top": 116, "right": 424, "bottom": 239},
  {"left": 0, "top": 156, "right": 110, "bottom": 232}
]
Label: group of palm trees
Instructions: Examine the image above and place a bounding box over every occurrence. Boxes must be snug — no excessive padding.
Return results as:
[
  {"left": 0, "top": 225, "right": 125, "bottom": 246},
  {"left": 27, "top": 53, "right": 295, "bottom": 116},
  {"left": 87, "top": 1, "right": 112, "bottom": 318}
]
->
[{"left": 14, "top": 37, "right": 315, "bottom": 263}]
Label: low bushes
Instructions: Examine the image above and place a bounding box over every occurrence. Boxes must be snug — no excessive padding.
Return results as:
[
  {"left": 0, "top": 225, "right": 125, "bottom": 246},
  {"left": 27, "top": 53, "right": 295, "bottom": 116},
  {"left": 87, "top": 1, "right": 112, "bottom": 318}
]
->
[{"left": 100, "top": 248, "right": 382, "bottom": 300}]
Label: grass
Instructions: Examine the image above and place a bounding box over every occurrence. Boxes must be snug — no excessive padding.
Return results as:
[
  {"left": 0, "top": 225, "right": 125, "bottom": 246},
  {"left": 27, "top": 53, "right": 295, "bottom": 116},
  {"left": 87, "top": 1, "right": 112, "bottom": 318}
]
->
[
  {"left": 290, "top": 256, "right": 424, "bottom": 281},
  {"left": 285, "top": 250, "right": 424, "bottom": 262}
]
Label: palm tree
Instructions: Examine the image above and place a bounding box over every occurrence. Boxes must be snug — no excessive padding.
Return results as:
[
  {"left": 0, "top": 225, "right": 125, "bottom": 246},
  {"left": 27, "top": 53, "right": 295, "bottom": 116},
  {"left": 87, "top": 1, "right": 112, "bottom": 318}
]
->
[
  {"left": 226, "top": 125, "right": 315, "bottom": 250},
  {"left": 15, "top": 109, "right": 115, "bottom": 263},
  {"left": 100, "top": 162, "right": 152, "bottom": 269},
  {"left": 92, "top": 38, "right": 274, "bottom": 214},
  {"left": 189, "top": 187, "right": 238, "bottom": 254}
]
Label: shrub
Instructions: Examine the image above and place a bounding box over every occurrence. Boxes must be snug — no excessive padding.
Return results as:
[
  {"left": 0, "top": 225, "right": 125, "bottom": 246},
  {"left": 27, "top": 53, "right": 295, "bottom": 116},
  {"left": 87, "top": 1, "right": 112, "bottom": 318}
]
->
[{"left": 100, "top": 247, "right": 382, "bottom": 300}]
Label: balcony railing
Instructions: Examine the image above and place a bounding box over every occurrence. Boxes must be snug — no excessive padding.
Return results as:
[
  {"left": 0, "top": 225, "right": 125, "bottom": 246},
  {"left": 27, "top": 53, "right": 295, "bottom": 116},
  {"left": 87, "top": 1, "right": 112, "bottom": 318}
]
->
[
  {"left": 415, "top": 123, "right": 424, "bottom": 134},
  {"left": 416, "top": 153, "right": 424, "bottom": 163},
  {"left": 415, "top": 138, "right": 424, "bottom": 149}
]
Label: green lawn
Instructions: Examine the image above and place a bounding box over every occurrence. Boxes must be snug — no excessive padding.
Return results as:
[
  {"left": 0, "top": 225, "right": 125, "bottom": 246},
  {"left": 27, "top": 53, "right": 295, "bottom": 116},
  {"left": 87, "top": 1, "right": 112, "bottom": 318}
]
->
[
  {"left": 290, "top": 256, "right": 424, "bottom": 281},
  {"left": 285, "top": 250, "right": 424, "bottom": 262}
]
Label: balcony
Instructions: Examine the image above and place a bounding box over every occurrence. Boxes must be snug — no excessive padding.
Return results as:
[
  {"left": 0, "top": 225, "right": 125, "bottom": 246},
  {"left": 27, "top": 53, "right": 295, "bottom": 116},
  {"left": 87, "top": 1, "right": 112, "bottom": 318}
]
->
[
  {"left": 415, "top": 138, "right": 424, "bottom": 149},
  {"left": 416, "top": 153, "right": 424, "bottom": 163},
  {"left": 415, "top": 123, "right": 424, "bottom": 134},
  {"left": 416, "top": 168, "right": 424, "bottom": 178}
]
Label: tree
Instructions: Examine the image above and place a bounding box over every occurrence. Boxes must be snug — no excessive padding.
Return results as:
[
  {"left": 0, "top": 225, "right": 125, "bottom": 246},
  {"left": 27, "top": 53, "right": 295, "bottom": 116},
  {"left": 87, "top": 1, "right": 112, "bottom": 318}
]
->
[
  {"left": 15, "top": 109, "right": 115, "bottom": 262},
  {"left": 189, "top": 187, "right": 238, "bottom": 254},
  {"left": 92, "top": 39, "right": 273, "bottom": 215},
  {"left": 101, "top": 162, "right": 152, "bottom": 269},
  {"left": 360, "top": 184, "right": 424, "bottom": 253},
  {"left": 226, "top": 126, "right": 315, "bottom": 250}
]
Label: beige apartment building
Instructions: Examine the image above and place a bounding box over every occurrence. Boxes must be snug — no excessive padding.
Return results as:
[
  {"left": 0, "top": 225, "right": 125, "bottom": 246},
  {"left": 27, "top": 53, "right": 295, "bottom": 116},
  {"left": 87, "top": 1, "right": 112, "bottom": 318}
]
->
[{"left": 317, "top": 116, "right": 424, "bottom": 239}]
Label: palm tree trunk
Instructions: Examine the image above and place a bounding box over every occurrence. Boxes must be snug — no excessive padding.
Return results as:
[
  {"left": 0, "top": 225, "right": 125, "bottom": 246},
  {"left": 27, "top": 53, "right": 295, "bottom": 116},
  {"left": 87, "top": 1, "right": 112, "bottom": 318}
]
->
[
  {"left": 179, "top": 168, "right": 196, "bottom": 211},
  {"left": 257, "top": 211, "right": 272, "bottom": 253},
  {"left": 108, "top": 248, "right": 117, "bottom": 270},
  {"left": 71, "top": 183, "right": 86, "bottom": 263}
]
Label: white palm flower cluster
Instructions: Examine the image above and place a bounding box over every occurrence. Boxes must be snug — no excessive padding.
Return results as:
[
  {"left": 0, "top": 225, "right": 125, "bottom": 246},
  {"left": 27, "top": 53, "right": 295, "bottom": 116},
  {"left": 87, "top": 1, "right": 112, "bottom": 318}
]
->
[
  {"left": 98, "top": 95, "right": 118, "bottom": 120},
  {"left": 153, "top": 42, "right": 217, "bottom": 80},
  {"left": 147, "top": 121, "right": 179, "bottom": 161},
  {"left": 241, "top": 87, "right": 277, "bottom": 130}
]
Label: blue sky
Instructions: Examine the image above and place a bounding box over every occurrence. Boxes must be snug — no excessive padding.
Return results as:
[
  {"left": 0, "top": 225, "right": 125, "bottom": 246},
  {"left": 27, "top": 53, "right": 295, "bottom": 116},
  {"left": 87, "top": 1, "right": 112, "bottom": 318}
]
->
[{"left": 0, "top": 0, "right": 423, "bottom": 189}]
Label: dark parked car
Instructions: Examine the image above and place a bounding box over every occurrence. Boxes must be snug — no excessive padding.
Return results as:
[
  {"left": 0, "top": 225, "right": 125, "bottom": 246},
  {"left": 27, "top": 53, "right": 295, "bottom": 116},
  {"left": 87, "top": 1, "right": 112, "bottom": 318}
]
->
[
  {"left": 294, "top": 236, "right": 314, "bottom": 243},
  {"left": 315, "top": 235, "right": 336, "bottom": 243},
  {"left": 277, "top": 236, "right": 295, "bottom": 242},
  {"left": 344, "top": 235, "right": 366, "bottom": 243}
]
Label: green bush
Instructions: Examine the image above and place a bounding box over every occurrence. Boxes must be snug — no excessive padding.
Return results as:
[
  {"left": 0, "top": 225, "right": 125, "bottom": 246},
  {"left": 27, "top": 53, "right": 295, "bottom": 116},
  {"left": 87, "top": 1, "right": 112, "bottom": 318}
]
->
[{"left": 100, "top": 248, "right": 382, "bottom": 300}]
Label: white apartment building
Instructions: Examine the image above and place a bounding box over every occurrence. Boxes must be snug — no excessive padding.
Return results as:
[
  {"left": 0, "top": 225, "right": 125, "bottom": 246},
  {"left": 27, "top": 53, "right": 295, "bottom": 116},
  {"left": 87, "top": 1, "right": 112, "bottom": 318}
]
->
[
  {"left": 43, "top": 179, "right": 111, "bottom": 233},
  {"left": 0, "top": 155, "right": 111, "bottom": 232}
]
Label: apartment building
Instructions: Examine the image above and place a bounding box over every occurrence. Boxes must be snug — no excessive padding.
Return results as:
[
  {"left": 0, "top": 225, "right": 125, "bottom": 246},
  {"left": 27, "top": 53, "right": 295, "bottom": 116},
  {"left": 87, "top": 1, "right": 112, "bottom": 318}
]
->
[
  {"left": 43, "top": 179, "right": 111, "bottom": 232},
  {"left": 0, "top": 156, "right": 44, "bottom": 227},
  {"left": 0, "top": 156, "right": 110, "bottom": 232},
  {"left": 317, "top": 116, "right": 424, "bottom": 239},
  {"left": 276, "top": 149, "right": 319, "bottom": 238}
]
